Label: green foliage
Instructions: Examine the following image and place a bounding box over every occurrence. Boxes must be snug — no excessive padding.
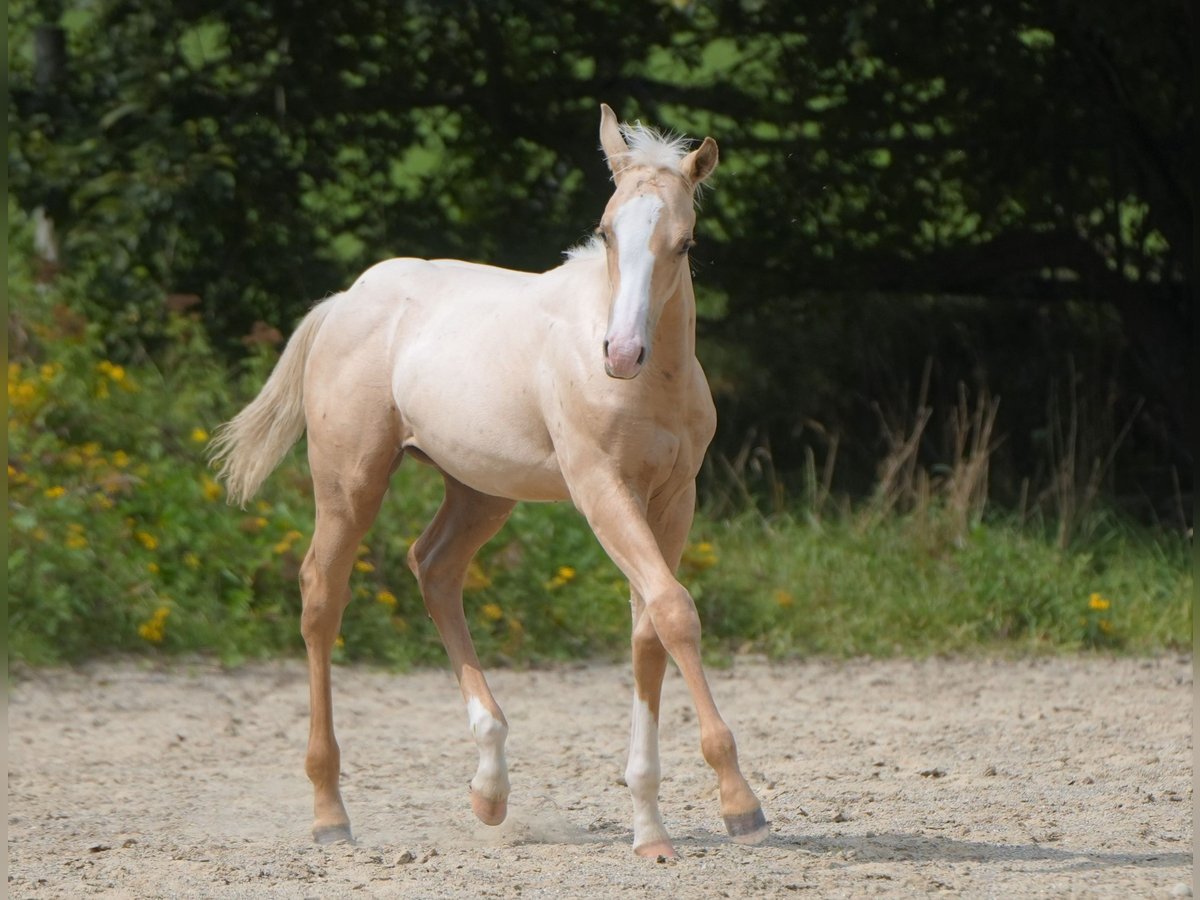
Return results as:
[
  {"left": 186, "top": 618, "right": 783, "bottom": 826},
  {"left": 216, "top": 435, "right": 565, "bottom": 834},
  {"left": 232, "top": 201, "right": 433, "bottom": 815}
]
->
[
  {"left": 6, "top": 1, "right": 1192, "bottom": 664},
  {"left": 7, "top": 255, "right": 1189, "bottom": 667},
  {"left": 7, "top": 0, "right": 1192, "bottom": 517},
  {"left": 686, "top": 511, "right": 1190, "bottom": 658}
]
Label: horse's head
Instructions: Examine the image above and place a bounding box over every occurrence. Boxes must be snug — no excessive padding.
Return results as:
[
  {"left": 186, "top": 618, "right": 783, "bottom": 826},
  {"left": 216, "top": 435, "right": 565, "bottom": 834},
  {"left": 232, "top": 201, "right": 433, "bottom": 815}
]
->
[{"left": 596, "top": 104, "right": 718, "bottom": 380}]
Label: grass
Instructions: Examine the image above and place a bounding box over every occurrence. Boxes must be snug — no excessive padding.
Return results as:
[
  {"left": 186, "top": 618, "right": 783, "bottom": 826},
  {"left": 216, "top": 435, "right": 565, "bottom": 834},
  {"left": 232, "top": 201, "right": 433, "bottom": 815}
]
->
[
  {"left": 6, "top": 263, "right": 1192, "bottom": 668},
  {"left": 688, "top": 510, "right": 1189, "bottom": 658}
]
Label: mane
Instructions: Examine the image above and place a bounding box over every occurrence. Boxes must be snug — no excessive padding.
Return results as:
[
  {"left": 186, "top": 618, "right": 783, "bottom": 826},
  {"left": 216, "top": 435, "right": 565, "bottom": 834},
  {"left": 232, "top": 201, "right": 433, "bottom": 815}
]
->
[
  {"left": 563, "top": 233, "right": 605, "bottom": 262},
  {"left": 613, "top": 121, "right": 692, "bottom": 176}
]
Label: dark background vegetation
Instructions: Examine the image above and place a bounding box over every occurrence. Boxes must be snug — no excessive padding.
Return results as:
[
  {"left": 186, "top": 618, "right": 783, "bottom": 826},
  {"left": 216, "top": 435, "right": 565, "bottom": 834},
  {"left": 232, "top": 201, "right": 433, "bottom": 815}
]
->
[{"left": 9, "top": 0, "right": 1194, "bottom": 524}]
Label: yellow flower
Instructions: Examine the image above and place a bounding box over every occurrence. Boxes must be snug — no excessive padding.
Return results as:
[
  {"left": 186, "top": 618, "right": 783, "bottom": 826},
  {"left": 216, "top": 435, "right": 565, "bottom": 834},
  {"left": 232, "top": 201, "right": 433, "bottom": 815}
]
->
[
  {"left": 8, "top": 366, "right": 40, "bottom": 409},
  {"left": 137, "top": 606, "right": 170, "bottom": 643},
  {"left": 39, "top": 363, "right": 61, "bottom": 382},
  {"left": 271, "top": 529, "right": 305, "bottom": 555},
  {"left": 546, "top": 565, "right": 577, "bottom": 590},
  {"left": 1098, "top": 619, "right": 1113, "bottom": 634},
  {"left": 81, "top": 442, "right": 102, "bottom": 458},
  {"left": 44, "top": 485, "right": 67, "bottom": 499},
  {"left": 191, "top": 427, "right": 209, "bottom": 443},
  {"left": 684, "top": 541, "right": 718, "bottom": 570},
  {"left": 354, "top": 559, "right": 375, "bottom": 573},
  {"left": 481, "top": 602, "right": 503, "bottom": 622},
  {"left": 147, "top": 562, "right": 160, "bottom": 574},
  {"left": 66, "top": 533, "right": 89, "bottom": 550},
  {"left": 97, "top": 360, "right": 126, "bottom": 383},
  {"left": 1088, "top": 593, "right": 1111, "bottom": 611},
  {"left": 183, "top": 552, "right": 201, "bottom": 570},
  {"left": 135, "top": 530, "right": 158, "bottom": 551},
  {"left": 92, "top": 493, "right": 114, "bottom": 510},
  {"left": 201, "top": 475, "right": 223, "bottom": 502},
  {"left": 334, "top": 635, "right": 345, "bottom": 649},
  {"left": 463, "top": 559, "right": 492, "bottom": 591},
  {"left": 112, "top": 450, "right": 131, "bottom": 468},
  {"left": 773, "top": 589, "right": 795, "bottom": 608},
  {"left": 376, "top": 590, "right": 398, "bottom": 607}
]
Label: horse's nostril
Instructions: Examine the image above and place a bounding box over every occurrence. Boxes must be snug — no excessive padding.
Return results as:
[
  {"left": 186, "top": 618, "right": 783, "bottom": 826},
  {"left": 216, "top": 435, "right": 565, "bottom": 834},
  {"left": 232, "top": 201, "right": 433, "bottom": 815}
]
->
[
  {"left": 636, "top": 347, "right": 646, "bottom": 366},
  {"left": 603, "top": 339, "right": 610, "bottom": 356}
]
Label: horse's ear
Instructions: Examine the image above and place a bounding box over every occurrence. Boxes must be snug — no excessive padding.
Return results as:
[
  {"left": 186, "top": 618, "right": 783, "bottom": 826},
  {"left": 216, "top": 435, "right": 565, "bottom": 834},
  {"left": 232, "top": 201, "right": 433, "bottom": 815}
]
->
[
  {"left": 681, "top": 137, "right": 719, "bottom": 188},
  {"left": 599, "top": 103, "right": 629, "bottom": 181}
]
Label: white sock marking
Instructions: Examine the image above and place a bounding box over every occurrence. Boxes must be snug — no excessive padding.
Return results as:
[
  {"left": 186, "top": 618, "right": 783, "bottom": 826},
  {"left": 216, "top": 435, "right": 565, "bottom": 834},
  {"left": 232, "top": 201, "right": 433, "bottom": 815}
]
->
[
  {"left": 625, "top": 696, "right": 670, "bottom": 849},
  {"left": 467, "top": 696, "right": 509, "bottom": 800}
]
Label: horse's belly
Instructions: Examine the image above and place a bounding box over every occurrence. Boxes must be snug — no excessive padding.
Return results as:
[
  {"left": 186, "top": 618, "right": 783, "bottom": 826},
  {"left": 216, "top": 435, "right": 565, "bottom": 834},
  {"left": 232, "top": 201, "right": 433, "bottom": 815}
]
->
[
  {"left": 427, "top": 445, "right": 569, "bottom": 502},
  {"left": 396, "top": 371, "right": 569, "bottom": 502}
]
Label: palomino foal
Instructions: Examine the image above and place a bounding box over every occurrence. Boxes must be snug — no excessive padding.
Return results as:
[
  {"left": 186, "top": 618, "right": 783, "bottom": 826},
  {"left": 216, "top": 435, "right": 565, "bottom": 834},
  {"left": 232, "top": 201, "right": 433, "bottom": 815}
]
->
[{"left": 211, "top": 104, "right": 768, "bottom": 857}]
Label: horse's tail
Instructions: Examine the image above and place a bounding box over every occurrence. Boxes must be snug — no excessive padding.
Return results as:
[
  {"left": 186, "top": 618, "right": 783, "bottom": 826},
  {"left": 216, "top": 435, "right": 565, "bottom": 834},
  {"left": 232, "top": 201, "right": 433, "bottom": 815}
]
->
[{"left": 209, "top": 298, "right": 338, "bottom": 507}]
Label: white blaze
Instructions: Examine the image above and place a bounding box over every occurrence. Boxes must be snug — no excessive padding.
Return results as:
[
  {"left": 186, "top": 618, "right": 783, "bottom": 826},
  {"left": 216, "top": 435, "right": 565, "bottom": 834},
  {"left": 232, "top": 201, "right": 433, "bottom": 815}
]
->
[{"left": 607, "top": 195, "right": 664, "bottom": 365}]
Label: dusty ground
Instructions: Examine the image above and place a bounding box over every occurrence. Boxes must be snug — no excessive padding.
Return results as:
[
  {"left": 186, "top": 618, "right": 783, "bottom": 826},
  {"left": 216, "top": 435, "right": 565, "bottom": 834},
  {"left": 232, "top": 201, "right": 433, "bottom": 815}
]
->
[{"left": 6, "top": 655, "right": 1193, "bottom": 898}]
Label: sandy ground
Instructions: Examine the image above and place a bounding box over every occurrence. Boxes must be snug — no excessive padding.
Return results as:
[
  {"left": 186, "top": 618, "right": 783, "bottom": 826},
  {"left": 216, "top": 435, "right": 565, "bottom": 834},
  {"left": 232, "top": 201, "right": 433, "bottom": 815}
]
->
[{"left": 6, "top": 655, "right": 1193, "bottom": 898}]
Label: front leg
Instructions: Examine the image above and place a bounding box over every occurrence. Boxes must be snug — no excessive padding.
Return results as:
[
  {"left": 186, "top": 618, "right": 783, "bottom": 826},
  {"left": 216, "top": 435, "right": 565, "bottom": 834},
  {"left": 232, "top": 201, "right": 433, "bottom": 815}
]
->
[
  {"left": 626, "top": 593, "right": 674, "bottom": 857},
  {"left": 572, "top": 473, "right": 768, "bottom": 850}
]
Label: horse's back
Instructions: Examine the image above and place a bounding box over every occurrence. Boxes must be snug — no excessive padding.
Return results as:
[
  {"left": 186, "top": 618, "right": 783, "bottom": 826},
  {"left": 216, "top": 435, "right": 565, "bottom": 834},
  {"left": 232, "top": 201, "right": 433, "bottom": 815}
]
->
[
  {"left": 319, "top": 257, "right": 578, "bottom": 501},
  {"left": 350, "top": 257, "right": 540, "bottom": 298}
]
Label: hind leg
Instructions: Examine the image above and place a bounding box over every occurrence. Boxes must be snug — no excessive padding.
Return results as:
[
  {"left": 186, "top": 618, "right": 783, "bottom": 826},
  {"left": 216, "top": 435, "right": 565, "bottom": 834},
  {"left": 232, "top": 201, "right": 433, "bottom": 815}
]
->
[
  {"left": 407, "top": 473, "right": 515, "bottom": 825},
  {"left": 300, "top": 426, "right": 399, "bottom": 844}
]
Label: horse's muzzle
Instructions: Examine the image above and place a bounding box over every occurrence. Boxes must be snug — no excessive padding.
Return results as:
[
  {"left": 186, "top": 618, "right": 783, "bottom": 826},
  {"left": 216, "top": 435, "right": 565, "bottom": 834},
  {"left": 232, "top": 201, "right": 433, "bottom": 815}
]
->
[{"left": 603, "top": 339, "right": 646, "bottom": 379}]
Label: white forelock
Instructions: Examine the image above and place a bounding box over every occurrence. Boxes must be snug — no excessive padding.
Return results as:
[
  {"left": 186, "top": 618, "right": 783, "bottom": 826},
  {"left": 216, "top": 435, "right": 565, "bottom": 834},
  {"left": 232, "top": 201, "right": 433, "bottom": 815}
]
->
[{"left": 615, "top": 121, "right": 692, "bottom": 175}]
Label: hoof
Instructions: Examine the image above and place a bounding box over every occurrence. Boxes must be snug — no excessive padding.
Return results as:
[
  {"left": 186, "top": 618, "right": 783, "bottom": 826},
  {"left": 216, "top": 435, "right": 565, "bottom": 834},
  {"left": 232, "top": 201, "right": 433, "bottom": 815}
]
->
[
  {"left": 470, "top": 789, "right": 508, "bottom": 826},
  {"left": 312, "top": 823, "right": 355, "bottom": 845},
  {"left": 633, "top": 839, "right": 678, "bottom": 859},
  {"left": 724, "top": 807, "right": 769, "bottom": 845}
]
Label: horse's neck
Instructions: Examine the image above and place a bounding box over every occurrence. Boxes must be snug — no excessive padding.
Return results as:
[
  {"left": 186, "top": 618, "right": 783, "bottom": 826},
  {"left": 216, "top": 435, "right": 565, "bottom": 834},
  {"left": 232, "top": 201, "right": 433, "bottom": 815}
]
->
[{"left": 652, "top": 275, "right": 698, "bottom": 372}]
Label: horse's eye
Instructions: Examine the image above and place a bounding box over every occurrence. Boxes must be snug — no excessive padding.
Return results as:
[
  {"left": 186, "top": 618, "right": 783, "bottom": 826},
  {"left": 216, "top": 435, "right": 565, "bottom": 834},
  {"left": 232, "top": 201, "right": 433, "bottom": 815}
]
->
[
  {"left": 680, "top": 238, "right": 695, "bottom": 256},
  {"left": 595, "top": 228, "right": 610, "bottom": 246}
]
